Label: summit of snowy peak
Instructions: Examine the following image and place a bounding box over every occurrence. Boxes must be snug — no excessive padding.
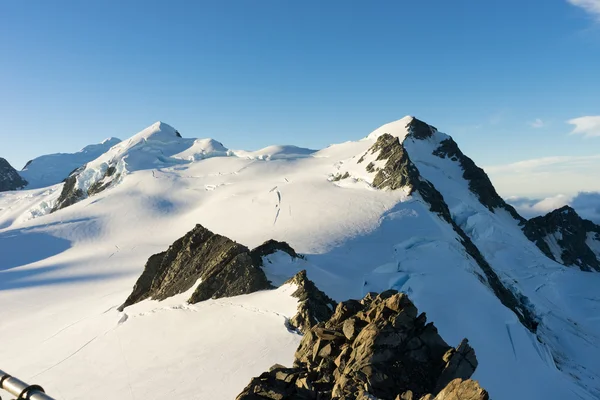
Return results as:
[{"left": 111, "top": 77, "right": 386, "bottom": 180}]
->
[
  {"left": 365, "top": 116, "right": 437, "bottom": 141},
  {"left": 173, "top": 138, "right": 230, "bottom": 161},
  {"left": 523, "top": 204, "right": 600, "bottom": 271},
  {"left": 126, "top": 121, "right": 182, "bottom": 143},
  {"left": 366, "top": 116, "right": 414, "bottom": 140}
]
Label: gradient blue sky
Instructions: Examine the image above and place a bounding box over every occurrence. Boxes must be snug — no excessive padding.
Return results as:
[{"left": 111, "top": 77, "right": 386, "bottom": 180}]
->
[{"left": 1, "top": 1, "right": 599, "bottom": 197}]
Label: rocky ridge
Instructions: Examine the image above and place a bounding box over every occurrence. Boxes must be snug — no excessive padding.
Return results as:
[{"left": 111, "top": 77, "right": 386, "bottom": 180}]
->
[
  {"left": 361, "top": 122, "right": 538, "bottom": 333},
  {"left": 285, "top": 270, "right": 338, "bottom": 334},
  {"left": 236, "top": 288, "right": 488, "bottom": 400},
  {"left": 0, "top": 157, "right": 28, "bottom": 192},
  {"left": 524, "top": 205, "right": 600, "bottom": 272},
  {"left": 119, "top": 224, "right": 301, "bottom": 310}
]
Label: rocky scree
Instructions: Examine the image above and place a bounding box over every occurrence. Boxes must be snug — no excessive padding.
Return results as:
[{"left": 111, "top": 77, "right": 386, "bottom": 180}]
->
[
  {"left": 0, "top": 157, "right": 28, "bottom": 192},
  {"left": 523, "top": 205, "right": 600, "bottom": 272},
  {"left": 236, "top": 289, "right": 488, "bottom": 400},
  {"left": 119, "top": 224, "right": 301, "bottom": 310},
  {"left": 362, "top": 132, "right": 538, "bottom": 333}
]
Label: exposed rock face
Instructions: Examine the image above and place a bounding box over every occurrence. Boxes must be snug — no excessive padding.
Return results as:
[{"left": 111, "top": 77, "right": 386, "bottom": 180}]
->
[
  {"left": 51, "top": 167, "right": 86, "bottom": 211},
  {"left": 432, "top": 136, "right": 524, "bottom": 222},
  {"left": 120, "top": 224, "right": 301, "bottom": 310},
  {"left": 0, "top": 157, "right": 27, "bottom": 192},
  {"left": 285, "top": 270, "right": 337, "bottom": 334},
  {"left": 52, "top": 164, "right": 120, "bottom": 212},
  {"left": 363, "top": 129, "right": 538, "bottom": 333},
  {"left": 236, "top": 289, "right": 488, "bottom": 400},
  {"left": 406, "top": 117, "right": 437, "bottom": 140},
  {"left": 524, "top": 206, "right": 600, "bottom": 272},
  {"left": 369, "top": 133, "right": 421, "bottom": 192},
  {"left": 251, "top": 240, "right": 302, "bottom": 267}
]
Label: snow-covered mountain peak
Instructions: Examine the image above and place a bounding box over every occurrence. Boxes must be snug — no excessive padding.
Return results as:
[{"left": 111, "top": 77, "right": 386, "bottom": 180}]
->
[
  {"left": 99, "top": 137, "right": 121, "bottom": 146},
  {"left": 365, "top": 115, "right": 414, "bottom": 140},
  {"left": 121, "top": 121, "right": 182, "bottom": 146},
  {"left": 19, "top": 137, "right": 124, "bottom": 189},
  {"left": 523, "top": 205, "right": 600, "bottom": 271},
  {"left": 173, "top": 138, "right": 230, "bottom": 161}
]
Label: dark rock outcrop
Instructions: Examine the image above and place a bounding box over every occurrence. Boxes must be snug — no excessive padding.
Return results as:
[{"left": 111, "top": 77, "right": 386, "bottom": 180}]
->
[
  {"left": 524, "top": 206, "right": 600, "bottom": 272},
  {"left": 119, "top": 225, "right": 301, "bottom": 310},
  {"left": 251, "top": 240, "right": 302, "bottom": 267},
  {"left": 363, "top": 129, "right": 538, "bottom": 333},
  {"left": 432, "top": 136, "right": 524, "bottom": 222},
  {"left": 0, "top": 157, "right": 27, "bottom": 191},
  {"left": 369, "top": 133, "right": 422, "bottom": 192},
  {"left": 236, "top": 289, "right": 488, "bottom": 400},
  {"left": 88, "top": 165, "right": 119, "bottom": 196},
  {"left": 406, "top": 117, "right": 437, "bottom": 140},
  {"left": 285, "top": 270, "right": 337, "bottom": 333},
  {"left": 52, "top": 164, "right": 120, "bottom": 212},
  {"left": 51, "top": 167, "right": 86, "bottom": 211}
]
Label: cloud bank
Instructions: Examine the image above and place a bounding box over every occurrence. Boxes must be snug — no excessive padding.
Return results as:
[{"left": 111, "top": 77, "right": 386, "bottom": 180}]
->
[
  {"left": 484, "top": 154, "right": 600, "bottom": 198},
  {"left": 507, "top": 192, "right": 600, "bottom": 223}
]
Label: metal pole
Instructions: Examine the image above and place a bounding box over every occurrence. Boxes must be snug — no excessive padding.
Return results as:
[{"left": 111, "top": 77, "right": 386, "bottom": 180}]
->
[{"left": 0, "top": 369, "right": 55, "bottom": 400}]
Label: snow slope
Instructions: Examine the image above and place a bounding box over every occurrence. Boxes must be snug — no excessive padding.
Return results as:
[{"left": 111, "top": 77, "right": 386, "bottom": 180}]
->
[
  {"left": 20, "top": 137, "right": 122, "bottom": 188},
  {"left": 0, "top": 118, "right": 598, "bottom": 400}
]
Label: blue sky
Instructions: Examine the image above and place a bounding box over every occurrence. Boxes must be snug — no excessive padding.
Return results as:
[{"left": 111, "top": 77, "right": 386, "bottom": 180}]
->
[{"left": 1, "top": 1, "right": 599, "bottom": 197}]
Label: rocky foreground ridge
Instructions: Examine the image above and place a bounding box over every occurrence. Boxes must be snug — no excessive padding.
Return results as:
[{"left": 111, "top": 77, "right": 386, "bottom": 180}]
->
[
  {"left": 120, "top": 222, "right": 488, "bottom": 400},
  {"left": 237, "top": 278, "right": 488, "bottom": 400}
]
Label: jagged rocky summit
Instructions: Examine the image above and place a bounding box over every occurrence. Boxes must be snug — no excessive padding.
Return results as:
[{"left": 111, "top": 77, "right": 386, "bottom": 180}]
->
[
  {"left": 237, "top": 287, "right": 487, "bottom": 400},
  {"left": 119, "top": 223, "right": 301, "bottom": 310},
  {"left": 352, "top": 119, "right": 538, "bottom": 333},
  {"left": 0, "top": 157, "right": 28, "bottom": 192},
  {"left": 523, "top": 205, "right": 600, "bottom": 272}
]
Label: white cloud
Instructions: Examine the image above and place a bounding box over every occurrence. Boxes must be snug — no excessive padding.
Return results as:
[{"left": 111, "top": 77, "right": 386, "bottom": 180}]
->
[
  {"left": 484, "top": 154, "right": 600, "bottom": 197},
  {"left": 529, "top": 118, "right": 545, "bottom": 129},
  {"left": 507, "top": 192, "right": 600, "bottom": 223},
  {"left": 567, "top": 0, "right": 600, "bottom": 20},
  {"left": 568, "top": 116, "right": 600, "bottom": 137}
]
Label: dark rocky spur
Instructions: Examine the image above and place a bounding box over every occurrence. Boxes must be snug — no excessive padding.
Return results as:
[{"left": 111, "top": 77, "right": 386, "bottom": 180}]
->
[
  {"left": 120, "top": 223, "right": 302, "bottom": 310},
  {"left": 0, "top": 157, "right": 27, "bottom": 192},
  {"left": 523, "top": 205, "right": 600, "bottom": 272},
  {"left": 236, "top": 288, "right": 488, "bottom": 400}
]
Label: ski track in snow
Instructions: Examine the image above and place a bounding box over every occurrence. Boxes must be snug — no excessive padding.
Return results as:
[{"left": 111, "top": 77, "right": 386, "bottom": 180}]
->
[{"left": 31, "top": 336, "right": 99, "bottom": 379}]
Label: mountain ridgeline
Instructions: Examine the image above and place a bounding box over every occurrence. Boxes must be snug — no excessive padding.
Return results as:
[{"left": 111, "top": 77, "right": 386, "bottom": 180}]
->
[{"left": 3, "top": 116, "right": 600, "bottom": 399}]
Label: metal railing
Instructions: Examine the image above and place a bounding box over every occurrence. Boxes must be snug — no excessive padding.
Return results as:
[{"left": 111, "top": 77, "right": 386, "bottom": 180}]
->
[{"left": 0, "top": 369, "right": 55, "bottom": 400}]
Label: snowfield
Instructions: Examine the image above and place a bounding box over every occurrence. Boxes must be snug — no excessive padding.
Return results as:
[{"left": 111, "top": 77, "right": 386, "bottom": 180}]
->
[{"left": 1, "top": 118, "right": 599, "bottom": 399}]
